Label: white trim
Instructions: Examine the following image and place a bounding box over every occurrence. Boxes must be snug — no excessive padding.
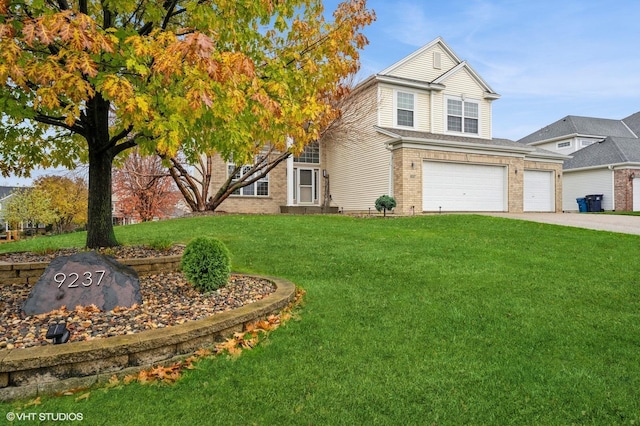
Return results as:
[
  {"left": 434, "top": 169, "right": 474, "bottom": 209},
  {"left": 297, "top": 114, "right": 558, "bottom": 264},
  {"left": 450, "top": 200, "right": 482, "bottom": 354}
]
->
[
  {"left": 444, "top": 95, "right": 481, "bottom": 136},
  {"left": 393, "top": 89, "right": 416, "bottom": 129},
  {"left": 379, "top": 37, "right": 461, "bottom": 75},
  {"left": 286, "top": 137, "right": 294, "bottom": 206}
]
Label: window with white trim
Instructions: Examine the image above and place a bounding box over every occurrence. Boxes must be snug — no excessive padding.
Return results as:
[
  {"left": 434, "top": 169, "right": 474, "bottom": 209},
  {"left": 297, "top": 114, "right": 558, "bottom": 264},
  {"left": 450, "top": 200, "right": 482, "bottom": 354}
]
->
[
  {"left": 580, "top": 139, "right": 594, "bottom": 147},
  {"left": 396, "top": 91, "right": 414, "bottom": 127},
  {"left": 294, "top": 141, "right": 320, "bottom": 164},
  {"left": 228, "top": 162, "right": 269, "bottom": 197},
  {"left": 447, "top": 98, "right": 479, "bottom": 134},
  {"left": 557, "top": 141, "right": 571, "bottom": 149}
]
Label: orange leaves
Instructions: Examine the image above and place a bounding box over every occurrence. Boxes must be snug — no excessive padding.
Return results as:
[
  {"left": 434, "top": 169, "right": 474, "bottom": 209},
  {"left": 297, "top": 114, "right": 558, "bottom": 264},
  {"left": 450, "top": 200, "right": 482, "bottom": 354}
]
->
[{"left": 22, "top": 10, "right": 113, "bottom": 54}]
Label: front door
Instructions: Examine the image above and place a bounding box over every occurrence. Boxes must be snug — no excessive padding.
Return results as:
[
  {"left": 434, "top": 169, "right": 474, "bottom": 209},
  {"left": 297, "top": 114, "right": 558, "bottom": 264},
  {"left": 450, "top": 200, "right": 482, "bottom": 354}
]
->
[{"left": 298, "top": 169, "right": 314, "bottom": 204}]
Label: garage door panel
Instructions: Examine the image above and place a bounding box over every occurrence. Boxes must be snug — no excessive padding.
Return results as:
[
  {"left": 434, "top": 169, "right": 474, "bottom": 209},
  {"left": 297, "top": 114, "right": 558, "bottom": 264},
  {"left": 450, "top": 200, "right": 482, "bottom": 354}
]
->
[
  {"left": 423, "top": 161, "right": 506, "bottom": 212},
  {"left": 524, "top": 170, "right": 554, "bottom": 212}
]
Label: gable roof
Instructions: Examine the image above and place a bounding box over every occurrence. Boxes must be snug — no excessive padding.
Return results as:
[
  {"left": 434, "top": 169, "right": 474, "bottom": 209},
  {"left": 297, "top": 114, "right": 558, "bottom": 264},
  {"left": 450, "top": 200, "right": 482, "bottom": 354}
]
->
[
  {"left": 375, "top": 37, "right": 500, "bottom": 99},
  {"left": 518, "top": 115, "right": 636, "bottom": 145},
  {"left": 622, "top": 111, "right": 640, "bottom": 137},
  {"left": 564, "top": 136, "right": 640, "bottom": 170},
  {"left": 0, "top": 186, "right": 19, "bottom": 200}
]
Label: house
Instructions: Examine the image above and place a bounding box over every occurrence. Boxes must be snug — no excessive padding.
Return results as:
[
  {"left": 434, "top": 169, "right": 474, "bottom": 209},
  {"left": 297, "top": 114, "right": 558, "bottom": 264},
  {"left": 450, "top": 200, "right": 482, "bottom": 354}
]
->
[
  {"left": 205, "top": 37, "right": 567, "bottom": 214},
  {"left": 518, "top": 113, "right": 640, "bottom": 211},
  {"left": 0, "top": 186, "right": 18, "bottom": 232}
]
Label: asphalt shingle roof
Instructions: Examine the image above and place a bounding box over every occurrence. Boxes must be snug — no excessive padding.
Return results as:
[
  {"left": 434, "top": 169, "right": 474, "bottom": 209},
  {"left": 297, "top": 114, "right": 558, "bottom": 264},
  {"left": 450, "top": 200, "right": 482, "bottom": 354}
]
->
[
  {"left": 564, "top": 137, "right": 640, "bottom": 170},
  {"left": 0, "top": 186, "right": 18, "bottom": 200},
  {"left": 518, "top": 115, "right": 636, "bottom": 145},
  {"left": 622, "top": 112, "right": 640, "bottom": 137}
]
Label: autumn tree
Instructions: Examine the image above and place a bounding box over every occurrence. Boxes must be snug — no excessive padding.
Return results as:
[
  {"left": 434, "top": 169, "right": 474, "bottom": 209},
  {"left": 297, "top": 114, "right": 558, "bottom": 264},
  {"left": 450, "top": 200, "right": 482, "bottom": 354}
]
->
[
  {"left": 34, "top": 175, "right": 88, "bottom": 233},
  {"left": 113, "top": 149, "right": 181, "bottom": 222},
  {"left": 3, "top": 187, "right": 56, "bottom": 232},
  {"left": 0, "top": 0, "right": 375, "bottom": 247}
]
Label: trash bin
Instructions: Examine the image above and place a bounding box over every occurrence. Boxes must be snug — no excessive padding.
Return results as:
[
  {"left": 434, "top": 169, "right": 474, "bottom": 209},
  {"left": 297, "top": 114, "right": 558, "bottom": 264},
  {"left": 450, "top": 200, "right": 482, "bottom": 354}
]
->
[
  {"left": 585, "top": 194, "right": 603, "bottom": 212},
  {"left": 576, "top": 197, "right": 587, "bottom": 213}
]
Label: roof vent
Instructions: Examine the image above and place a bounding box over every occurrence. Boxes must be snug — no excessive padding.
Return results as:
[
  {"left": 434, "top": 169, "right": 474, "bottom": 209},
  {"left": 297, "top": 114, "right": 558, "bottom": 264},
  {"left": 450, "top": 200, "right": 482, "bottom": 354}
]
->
[{"left": 433, "top": 52, "right": 441, "bottom": 69}]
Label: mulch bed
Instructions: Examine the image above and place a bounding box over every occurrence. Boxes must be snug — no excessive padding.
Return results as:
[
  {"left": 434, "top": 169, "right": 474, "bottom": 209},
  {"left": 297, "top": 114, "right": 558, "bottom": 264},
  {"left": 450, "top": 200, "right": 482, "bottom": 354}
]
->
[{"left": 0, "top": 246, "right": 275, "bottom": 350}]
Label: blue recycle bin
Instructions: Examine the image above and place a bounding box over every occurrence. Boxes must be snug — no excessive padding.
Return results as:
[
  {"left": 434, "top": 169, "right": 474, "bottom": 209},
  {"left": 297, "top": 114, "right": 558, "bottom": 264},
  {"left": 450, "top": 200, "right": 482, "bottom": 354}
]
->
[{"left": 576, "top": 197, "right": 587, "bottom": 213}]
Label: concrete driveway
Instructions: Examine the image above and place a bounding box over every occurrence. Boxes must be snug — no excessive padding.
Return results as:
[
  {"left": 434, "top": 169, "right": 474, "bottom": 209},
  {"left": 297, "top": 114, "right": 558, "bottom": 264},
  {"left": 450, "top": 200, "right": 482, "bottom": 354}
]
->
[{"left": 484, "top": 213, "right": 640, "bottom": 236}]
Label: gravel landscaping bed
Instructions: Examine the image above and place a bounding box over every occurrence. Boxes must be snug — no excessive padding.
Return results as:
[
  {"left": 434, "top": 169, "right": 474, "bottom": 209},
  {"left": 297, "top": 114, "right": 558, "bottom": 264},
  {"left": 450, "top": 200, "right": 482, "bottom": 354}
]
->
[{"left": 0, "top": 246, "right": 276, "bottom": 350}]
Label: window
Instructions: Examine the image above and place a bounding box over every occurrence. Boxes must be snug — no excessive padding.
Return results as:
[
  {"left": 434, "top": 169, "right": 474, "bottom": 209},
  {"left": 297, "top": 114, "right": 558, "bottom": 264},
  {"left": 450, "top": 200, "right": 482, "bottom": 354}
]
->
[
  {"left": 228, "top": 163, "right": 269, "bottom": 197},
  {"left": 581, "top": 139, "right": 595, "bottom": 147},
  {"left": 557, "top": 141, "right": 571, "bottom": 149},
  {"left": 447, "top": 98, "right": 479, "bottom": 134},
  {"left": 294, "top": 141, "right": 320, "bottom": 164},
  {"left": 396, "top": 91, "right": 414, "bottom": 127}
]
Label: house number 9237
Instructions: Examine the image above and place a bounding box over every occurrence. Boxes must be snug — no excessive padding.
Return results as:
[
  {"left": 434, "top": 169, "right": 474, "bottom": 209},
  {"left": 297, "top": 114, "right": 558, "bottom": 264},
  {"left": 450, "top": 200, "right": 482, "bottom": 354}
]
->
[{"left": 53, "top": 270, "right": 107, "bottom": 288}]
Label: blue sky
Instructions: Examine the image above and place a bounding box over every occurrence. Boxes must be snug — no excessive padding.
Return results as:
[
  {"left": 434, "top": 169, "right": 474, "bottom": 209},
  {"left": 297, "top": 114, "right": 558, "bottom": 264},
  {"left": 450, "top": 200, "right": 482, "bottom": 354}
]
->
[
  {"left": 3, "top": 0, "right": 640, "bottom": 186},
  {"left": 327, "top": 0, "right": 640, "bottom": 140}
]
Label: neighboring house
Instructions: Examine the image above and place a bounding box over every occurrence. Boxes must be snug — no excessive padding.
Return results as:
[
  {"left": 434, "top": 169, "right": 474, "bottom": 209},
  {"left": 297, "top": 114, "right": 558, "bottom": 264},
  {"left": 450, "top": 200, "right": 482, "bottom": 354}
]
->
[
  {"left": 0, "top": 186, "right": 18, "bottom": 231},
  {"left": 518, "top": 113, "right": 640, "bottom": 211},
  {"left": 206, "top": 37, "right": 567, "bottom": 214}
]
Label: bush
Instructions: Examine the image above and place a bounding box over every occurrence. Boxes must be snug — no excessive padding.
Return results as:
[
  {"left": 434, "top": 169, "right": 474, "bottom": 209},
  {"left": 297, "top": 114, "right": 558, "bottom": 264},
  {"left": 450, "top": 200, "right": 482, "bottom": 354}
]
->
[
  {"left": 181, "top": 237, "right": 231, "bottom": 292},
  {"left": 375, "top": 195, "right": 396, "bottom": 217}
]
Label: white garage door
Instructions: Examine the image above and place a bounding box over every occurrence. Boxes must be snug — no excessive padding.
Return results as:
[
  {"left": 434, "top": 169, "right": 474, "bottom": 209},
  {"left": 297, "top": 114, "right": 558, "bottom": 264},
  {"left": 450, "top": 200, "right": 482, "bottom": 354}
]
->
[
  {"left": 524, "top": 170, "right": 554, "bottom": 212},
  {"left": 422, "top": 161, "right": 506, "bottom": 212}
]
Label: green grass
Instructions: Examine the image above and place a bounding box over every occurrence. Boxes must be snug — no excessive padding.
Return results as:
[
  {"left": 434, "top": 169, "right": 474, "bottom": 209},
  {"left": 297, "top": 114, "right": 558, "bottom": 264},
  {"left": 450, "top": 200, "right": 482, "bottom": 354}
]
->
[{"left": 2, "top": 214, "right": 640, "bottom": 425}]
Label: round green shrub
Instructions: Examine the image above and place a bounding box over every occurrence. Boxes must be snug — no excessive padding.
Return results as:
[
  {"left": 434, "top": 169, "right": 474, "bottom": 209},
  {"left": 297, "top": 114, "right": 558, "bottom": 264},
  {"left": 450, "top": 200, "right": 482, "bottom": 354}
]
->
[
  {"left": 181, "top": 237, "right": 231, "bottom": 292},
  {"left": 375, "top": 195, "right": 396, "bottom": 216}
]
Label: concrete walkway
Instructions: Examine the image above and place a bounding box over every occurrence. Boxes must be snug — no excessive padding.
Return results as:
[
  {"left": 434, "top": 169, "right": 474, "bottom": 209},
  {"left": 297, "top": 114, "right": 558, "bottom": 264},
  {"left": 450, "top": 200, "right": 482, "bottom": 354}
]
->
[{"left": 484, "top": 213, "right": 640, "bottom": 236}]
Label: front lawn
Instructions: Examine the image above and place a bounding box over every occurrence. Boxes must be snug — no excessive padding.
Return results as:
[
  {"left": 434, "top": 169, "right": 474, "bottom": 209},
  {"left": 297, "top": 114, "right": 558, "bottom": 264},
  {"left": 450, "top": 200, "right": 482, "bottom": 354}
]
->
[{"left": 1, "top": 214, "right": 639, "bottom": 425}]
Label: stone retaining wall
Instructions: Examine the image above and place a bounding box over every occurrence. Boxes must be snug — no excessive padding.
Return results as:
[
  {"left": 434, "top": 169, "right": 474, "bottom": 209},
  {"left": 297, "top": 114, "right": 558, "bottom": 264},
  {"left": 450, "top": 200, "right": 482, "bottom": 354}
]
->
[
  {"left": 0, "top": 255, "right": 296, "bottom": 401},
  {"left": 0, "top": 255, "right": 182, "bottom": 288}
]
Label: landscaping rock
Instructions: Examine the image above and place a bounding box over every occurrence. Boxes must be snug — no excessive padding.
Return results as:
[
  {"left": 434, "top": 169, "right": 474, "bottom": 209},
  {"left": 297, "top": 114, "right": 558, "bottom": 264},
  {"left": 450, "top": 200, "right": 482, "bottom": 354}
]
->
[{"left": 22, "top": 252, "right": 142, "bottom": 316}]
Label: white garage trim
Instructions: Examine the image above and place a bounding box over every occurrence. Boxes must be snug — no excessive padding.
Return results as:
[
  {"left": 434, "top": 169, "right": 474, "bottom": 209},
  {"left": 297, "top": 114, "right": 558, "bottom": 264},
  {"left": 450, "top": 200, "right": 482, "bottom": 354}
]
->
[
  {"left": 633, "top": 177, "right": 640, "bottom": 211},
  {"left": 524, "top": 170, "right": 554, "bottom": 212},
  {"left": 422, "top": 161, "right": 507, "bottom": 212}
]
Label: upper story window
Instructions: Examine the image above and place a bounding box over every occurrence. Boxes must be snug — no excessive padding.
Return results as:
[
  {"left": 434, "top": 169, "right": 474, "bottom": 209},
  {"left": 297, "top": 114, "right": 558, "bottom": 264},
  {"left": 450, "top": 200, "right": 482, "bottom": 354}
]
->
[
  {"left": 447, "top": 98, "right": 479, "bottom": 134},
  {"left": 396, "top": 91, "right": 414, "bottom": 127},
  {"left": 294, "top": 141, "right": 320, "bottom": 164},
  {"left": 557, "top": 141, "right": 571, "bottom": 149},
  {"left": 580, "top": 139, "right": 595, "bottom": 147}
]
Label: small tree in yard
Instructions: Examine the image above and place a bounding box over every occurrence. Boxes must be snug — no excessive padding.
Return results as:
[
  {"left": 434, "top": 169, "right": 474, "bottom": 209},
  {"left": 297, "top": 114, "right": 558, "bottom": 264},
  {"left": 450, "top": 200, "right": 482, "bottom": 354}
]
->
[
  {"left": 3, "top": 188, "right": 57, "bottom": 232},
  {"left": 113, "top": 149, "right": 181, "bottom": 222},
  {"left": 34, "top": 175, "right": 88, "bottom": 233},
  {"left": 375, "top": 195, "right": 396, "bottom": 217}
]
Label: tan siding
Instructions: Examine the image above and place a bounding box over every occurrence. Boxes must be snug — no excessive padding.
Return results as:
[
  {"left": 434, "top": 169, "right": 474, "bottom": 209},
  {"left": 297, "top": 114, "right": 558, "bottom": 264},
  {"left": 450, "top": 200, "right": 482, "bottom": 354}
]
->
[
  {"left": 440, "top": 69, "right": 494, "bottom": 139},
  {"left": 378, "top": 85, "right": 394, "bottom": 127},
  {"left": 388, "top": 45, "right": 457, "bottom": 82},
  {"left": 323, "top": 84, "right": 391, "bottom": 212},
  {"left": 378, "top": 83, "right": 430, "bottom": 132}
]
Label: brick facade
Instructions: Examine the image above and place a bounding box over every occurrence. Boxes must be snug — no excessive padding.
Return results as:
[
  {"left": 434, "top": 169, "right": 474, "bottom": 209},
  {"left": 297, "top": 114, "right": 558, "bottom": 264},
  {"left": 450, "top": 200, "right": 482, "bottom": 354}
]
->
[
  {"left": 208, "top": 154, "right": 288, "bottom": 214},
  {"left": 614, "top": 168, "right": 640, "bottom": 211},
  {"left": 392, "top": 147, "right": 563, "bottom": 214}
]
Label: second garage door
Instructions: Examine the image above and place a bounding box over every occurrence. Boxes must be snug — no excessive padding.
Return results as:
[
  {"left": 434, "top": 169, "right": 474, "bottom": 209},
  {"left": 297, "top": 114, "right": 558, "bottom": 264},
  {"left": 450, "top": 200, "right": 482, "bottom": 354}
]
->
[
  {"left": 422, "top": 161, "right": 507, "bottom": 212},
  {"left": 524, "top": 170, "right": 554, "bottom": 212}
]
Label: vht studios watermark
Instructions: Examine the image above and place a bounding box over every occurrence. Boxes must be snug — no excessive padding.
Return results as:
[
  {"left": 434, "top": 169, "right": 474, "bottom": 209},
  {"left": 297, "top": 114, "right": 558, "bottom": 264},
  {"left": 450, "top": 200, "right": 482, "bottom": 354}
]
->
[{"left": 6, "top": 411, "right": 84, "bottom": 422}]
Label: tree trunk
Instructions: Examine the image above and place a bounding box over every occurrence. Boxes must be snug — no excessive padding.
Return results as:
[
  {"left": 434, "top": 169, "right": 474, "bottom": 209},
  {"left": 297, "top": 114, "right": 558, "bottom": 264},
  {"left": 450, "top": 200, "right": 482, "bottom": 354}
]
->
[
  {"left": 86, "top": 144, "right": 118, "bottom": 247},
  {"left": 85, "top": 95, "right": 118, "bottom": 248}
]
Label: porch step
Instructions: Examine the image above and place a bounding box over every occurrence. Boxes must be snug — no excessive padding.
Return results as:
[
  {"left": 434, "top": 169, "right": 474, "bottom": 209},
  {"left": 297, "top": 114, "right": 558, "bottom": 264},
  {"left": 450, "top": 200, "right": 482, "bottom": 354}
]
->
[{"left": 280, "top": 206, "right": 340, "bottom": 214}]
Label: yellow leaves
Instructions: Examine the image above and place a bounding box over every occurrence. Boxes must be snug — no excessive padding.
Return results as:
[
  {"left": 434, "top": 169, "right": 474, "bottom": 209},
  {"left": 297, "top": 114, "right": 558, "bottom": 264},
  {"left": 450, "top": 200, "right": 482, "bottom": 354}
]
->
[{"left": 100, "top": 75, "right": 134, "bottom": 103}]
